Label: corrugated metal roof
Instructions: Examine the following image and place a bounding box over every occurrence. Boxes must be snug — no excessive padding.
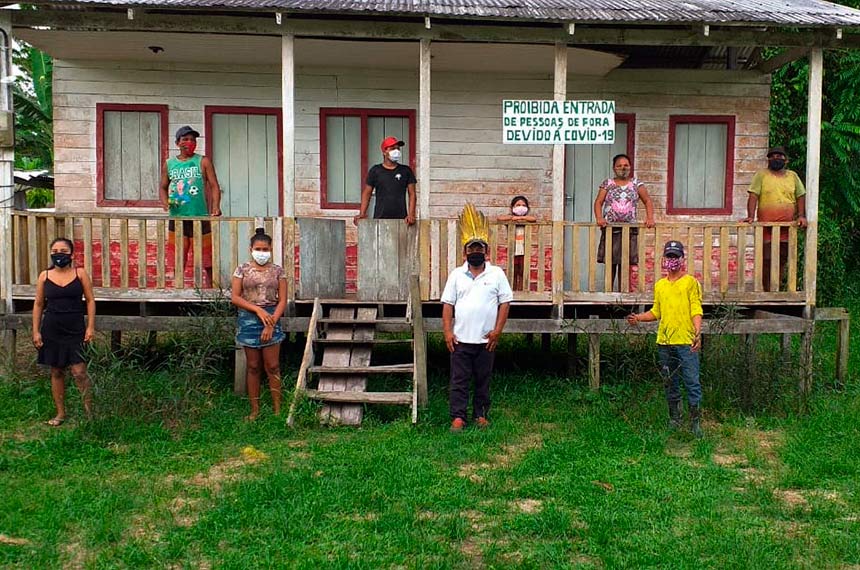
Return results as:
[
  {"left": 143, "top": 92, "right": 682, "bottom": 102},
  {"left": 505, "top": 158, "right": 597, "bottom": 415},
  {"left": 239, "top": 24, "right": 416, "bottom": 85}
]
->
[{"left": 34, "top": 0, "right": 860, "bottom": 27}]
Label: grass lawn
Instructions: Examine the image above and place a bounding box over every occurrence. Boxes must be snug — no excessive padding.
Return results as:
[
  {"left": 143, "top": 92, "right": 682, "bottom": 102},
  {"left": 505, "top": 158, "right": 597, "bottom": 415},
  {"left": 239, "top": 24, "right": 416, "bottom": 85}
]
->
[{"left": 1, "top": 313, "right": 858, "bottom": 569}]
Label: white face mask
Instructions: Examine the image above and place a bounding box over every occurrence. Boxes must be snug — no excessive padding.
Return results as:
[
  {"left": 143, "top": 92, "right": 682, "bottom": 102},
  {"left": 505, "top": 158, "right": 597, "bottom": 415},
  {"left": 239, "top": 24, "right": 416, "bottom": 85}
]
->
[
  {"left": 251, "top": 251, "right": 271, "bottom": 265},
  {"left": 388, "top": 149, "right": 402, "bottom": 162},
  {"left": 512, "top": 205, "right": 529, "bottom": 216}
]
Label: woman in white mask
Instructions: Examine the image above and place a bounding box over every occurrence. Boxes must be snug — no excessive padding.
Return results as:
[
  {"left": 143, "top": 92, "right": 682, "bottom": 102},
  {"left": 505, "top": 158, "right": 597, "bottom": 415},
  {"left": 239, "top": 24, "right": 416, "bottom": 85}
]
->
[{"left": 231, "top": 227, "right": 287, "bottom": 420}]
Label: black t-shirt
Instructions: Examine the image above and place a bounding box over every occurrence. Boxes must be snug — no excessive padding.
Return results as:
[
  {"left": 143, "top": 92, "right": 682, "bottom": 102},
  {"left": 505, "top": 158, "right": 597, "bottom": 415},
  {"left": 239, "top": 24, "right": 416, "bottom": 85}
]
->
[{"left": 366, "top": 163, "right": 416, "bottom": 219}]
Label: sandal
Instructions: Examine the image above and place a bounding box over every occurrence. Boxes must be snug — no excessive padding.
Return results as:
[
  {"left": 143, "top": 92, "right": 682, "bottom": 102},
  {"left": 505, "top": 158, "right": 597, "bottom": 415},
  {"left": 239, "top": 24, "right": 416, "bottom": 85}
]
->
[{"left": 46, "top": 417, "right": 65, "bottom": 427}]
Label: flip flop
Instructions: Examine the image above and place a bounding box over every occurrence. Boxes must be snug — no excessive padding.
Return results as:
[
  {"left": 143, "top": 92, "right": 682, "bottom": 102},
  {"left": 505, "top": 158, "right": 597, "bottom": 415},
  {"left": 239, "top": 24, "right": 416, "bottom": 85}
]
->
[{"left": 46, "top": 417, "right": 65, "bottom": 427}]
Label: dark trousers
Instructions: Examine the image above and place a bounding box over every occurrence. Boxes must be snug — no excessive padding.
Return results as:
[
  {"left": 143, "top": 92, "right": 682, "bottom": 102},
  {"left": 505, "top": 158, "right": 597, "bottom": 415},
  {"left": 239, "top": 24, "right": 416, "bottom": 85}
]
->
[{"left": 449, "top": 342, "right": 495, "bottom": 421}]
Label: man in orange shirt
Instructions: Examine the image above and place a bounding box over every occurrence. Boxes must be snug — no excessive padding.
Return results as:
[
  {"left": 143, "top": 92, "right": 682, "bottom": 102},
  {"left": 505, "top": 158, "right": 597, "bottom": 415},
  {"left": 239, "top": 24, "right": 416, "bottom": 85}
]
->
[{"left": 742, "top": 147, "right": 808, "bottom": 291}]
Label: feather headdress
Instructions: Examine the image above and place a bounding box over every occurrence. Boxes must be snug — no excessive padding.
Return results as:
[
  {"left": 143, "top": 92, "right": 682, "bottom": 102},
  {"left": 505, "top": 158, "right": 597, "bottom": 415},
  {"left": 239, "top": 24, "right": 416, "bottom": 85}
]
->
[{"left": 458, "top": 203, "right": 490, "bottom": 248}]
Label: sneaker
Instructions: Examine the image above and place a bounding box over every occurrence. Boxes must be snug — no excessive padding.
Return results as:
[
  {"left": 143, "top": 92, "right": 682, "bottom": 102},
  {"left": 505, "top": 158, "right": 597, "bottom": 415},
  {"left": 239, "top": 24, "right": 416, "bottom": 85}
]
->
[
  {"left": 450, "top": 418, "right": 466, "bottom": 432},
  {"left": 475, "top": 417, "right": 489, "bottom": 428}
]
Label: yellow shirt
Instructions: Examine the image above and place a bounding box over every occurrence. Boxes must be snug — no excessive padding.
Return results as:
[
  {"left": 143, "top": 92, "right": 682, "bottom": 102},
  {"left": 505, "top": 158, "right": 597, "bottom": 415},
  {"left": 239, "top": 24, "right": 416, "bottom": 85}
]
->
[{"left": 649, "top": 274, "right": 703, "bottom": 345}]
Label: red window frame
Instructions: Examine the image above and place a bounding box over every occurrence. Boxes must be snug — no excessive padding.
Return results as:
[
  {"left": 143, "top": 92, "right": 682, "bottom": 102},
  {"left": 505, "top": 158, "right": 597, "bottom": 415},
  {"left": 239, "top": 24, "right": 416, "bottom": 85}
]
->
[
  {"left": 667, "top": 115, "right": 736, "bottom": 215},
  {"left": 96, "top": 103, "right": 169, "bottom": 207},
  {"left": 319, "top": 108, "right": 417, "bottom": 210},
  {"left": 204, "top": 106, "right": 285, "bottom": 215},
  {"left": 616, "top": 113, "right": 636, "bottom": 172}
]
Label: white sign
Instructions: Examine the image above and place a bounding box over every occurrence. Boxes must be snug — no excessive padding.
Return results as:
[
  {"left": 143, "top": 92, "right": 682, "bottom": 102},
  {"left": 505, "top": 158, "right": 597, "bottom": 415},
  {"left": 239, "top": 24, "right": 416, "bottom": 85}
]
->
[{"left": 502, "top": 100, "right": 616, "bottom": 145}]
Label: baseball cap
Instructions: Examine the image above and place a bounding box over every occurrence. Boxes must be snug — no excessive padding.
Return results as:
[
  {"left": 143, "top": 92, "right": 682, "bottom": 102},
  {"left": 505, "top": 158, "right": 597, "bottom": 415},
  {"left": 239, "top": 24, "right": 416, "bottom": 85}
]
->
[
  {"left": 663, "top": 240, "right": 685, "bottom": 258},
  {"left": 175, "top": 125, "right": 200, "bottom": 141},
  {"left": 766, "top": 146, "right": 788, "bottom": 158},
  {"left": 380, "top": 136, "right": 405, "bottom": 152}
]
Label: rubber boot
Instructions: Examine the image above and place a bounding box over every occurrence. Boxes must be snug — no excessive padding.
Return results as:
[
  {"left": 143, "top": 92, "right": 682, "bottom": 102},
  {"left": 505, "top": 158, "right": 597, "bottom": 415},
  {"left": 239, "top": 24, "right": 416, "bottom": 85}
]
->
[
  {"left": 689, "top": 405, "right": 704, "bottom": 439},
  {"left": 668, "top": 400, "right": 682, "bottom": 430}
]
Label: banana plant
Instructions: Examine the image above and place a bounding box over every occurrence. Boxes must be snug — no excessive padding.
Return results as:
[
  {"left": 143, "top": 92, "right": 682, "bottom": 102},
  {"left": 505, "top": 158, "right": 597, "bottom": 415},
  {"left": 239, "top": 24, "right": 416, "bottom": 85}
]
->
[{"left": 13, "top": 44, "right": 53, "bottom": 168}]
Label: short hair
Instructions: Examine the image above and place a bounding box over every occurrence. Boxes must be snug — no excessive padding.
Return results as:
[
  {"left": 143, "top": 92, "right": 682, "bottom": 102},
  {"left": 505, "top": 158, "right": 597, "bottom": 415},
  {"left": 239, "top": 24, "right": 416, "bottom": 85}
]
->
[
  {"left": 612, "top": 153, "right": 631, "bottom": 167},
  {"left": 50, "top": 237, "right": 74, "bottom": 254},
  {"left": 250, "top": 227, "right": 272, "bottom": 247},
  {"left": 510, "top": 195, "right": 529, "bottom": 209}
]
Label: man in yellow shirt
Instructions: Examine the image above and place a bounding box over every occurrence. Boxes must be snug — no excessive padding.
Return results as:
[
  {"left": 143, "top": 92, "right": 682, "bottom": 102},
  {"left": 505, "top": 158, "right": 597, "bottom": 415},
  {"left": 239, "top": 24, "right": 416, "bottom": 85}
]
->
[
  {"left": 628, "top": 241, "right": 704, "bottom": 437},
  {"left": 742, "top": 146, "right": 807, "bottom": 291}
]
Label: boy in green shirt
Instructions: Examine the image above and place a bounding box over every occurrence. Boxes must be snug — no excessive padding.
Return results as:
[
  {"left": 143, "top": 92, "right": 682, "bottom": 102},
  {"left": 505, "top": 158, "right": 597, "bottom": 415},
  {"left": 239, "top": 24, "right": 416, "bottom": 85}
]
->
[
  {"left": 628, "top": 241, "right": 704, "bottom": 437},
  {"left": 159, "top": 125, "right": 222, "bottom": 286}
]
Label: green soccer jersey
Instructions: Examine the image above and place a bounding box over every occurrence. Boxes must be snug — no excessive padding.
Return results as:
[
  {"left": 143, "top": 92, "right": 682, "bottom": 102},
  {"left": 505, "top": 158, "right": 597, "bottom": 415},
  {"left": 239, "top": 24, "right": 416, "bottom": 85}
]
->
[{"left": 166, "top": 154, "right": 208, "bottom": 217}]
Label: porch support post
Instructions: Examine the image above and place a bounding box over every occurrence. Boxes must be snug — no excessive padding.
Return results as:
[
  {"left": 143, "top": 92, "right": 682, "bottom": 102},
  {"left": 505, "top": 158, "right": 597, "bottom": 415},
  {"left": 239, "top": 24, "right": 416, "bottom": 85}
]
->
[
  {"left": 282, "top": 32, "right": 296, "bottom": 218},
  {"left": 0, "top": 11, "right": 16, "bottom": 368},
  {"left": 551, "top": 42, "right": 567, "bottom": 318},
  {"left": 418, "top": 39, "right": 431, "bottom": 221},
  {"left": 551, "top": 42, "right": 567, "bottom": 222},
  {"left": 803, "top": 47, "right": 822, "bottom": 317}
]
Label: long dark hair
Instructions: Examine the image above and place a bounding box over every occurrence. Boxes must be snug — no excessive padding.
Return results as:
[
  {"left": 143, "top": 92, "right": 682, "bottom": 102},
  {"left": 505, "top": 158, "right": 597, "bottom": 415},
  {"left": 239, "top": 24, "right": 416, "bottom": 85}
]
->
[
  {"left": 50, "top": 237, "right": 74, "bottom": 253},
  {"left": 510, "top": 195, "right": 529, "bottom": 209},
  {"left": 250, "top": 227, "right": 272, "bottom": 247}
]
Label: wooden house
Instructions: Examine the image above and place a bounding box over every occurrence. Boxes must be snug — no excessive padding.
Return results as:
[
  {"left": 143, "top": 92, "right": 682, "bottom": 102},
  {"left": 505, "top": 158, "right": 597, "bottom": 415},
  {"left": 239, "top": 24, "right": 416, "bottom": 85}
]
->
[{"left": 0, "top": 1, "right": 855, "bottom": 414}]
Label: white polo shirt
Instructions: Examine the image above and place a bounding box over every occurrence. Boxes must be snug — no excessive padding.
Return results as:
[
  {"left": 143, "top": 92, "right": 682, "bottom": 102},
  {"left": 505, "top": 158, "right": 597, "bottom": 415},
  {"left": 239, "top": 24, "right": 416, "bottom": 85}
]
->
[{"left": 441, "top": 262, "right": 513, "bottom": 344}]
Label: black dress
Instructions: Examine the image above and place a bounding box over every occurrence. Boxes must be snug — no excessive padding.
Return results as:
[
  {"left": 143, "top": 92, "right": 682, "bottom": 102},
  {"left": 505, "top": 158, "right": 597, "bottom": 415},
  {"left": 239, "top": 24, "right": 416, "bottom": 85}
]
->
[{"left": 38, "top": 270, "right": 86, "bottom": 368}]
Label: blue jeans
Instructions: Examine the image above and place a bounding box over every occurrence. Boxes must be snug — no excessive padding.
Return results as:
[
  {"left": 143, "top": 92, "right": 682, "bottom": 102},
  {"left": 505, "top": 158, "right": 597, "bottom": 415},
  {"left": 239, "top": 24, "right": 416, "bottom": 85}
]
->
[{"left": 658, "top": 345, "right": 702, "bottom": 407}]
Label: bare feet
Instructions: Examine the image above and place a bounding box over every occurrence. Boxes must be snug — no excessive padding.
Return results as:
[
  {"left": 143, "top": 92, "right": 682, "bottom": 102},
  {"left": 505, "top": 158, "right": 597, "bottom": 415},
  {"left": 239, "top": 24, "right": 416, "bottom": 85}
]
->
[
  {"left": 46, "top": 417, "right": 65, "bottom": 427},
  {"left": 245, "top": 413, "right": 259, "bottom": 422}
]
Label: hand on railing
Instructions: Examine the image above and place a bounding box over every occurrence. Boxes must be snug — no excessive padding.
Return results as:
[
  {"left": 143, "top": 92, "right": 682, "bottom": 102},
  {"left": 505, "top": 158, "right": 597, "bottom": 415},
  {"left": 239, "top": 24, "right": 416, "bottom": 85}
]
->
[
  {"left": 797, "top": 216, "right": 808, "bottom": 229},
  {"left": 596, "top": 216, "right": 608, "bottom": 228},
  {"left": 740, "top": 217, "right": 753, "bottom": 223}
]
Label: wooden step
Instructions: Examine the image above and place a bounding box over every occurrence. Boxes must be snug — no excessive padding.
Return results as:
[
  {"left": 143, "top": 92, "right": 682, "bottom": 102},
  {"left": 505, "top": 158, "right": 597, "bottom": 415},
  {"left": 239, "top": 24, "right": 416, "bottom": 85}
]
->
[
  {"left": 314, "top": 338, "right": 413, "bottom": 346},
  {"left": 310, "top": 364, "right": 414, "bottom": 375},
  {"left": 305, "top": 390, "right": 412, "bottom": 404},
  {"left": 318, "top": 318, "right": 409, "bottom": 325}
]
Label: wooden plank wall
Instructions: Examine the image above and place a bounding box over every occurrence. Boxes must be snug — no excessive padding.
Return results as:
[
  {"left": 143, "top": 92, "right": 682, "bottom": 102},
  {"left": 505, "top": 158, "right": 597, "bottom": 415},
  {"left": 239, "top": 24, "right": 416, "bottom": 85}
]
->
[
  {"left": 54, "top": 60, "right": 768, "bottom": 226},
  {"left": 297, "top": 217, "right": 345, "bottom": 299},
  {"left": 356, "top": 219, "right": 418, "bottom": 301}
]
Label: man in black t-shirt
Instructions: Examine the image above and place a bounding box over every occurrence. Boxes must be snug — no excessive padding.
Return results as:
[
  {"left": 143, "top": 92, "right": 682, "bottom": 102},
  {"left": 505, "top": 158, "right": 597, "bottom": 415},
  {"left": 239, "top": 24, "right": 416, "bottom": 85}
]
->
[{"left": 353, "top": 136, "right": 417, "bottom": 225}]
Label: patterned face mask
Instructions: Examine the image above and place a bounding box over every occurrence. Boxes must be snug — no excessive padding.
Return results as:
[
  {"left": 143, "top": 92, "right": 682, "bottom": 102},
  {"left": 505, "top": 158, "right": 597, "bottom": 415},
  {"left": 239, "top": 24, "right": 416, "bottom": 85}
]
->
[{"left": 662, "top": 256, "right": 684, "bottom": 272}]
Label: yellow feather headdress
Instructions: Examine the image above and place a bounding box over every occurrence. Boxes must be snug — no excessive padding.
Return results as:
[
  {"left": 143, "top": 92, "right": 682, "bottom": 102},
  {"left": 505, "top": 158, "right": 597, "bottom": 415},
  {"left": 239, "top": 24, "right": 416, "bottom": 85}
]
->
[{"left": 458, "top": 203, "right": 490, "bottom": 248}]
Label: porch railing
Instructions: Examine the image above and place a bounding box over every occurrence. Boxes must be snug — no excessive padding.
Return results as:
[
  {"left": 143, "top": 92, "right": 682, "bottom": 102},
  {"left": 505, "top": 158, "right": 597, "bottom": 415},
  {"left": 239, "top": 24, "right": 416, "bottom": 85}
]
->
[{"left": 8, "top": 212, "right": 805, "bottom": 304}]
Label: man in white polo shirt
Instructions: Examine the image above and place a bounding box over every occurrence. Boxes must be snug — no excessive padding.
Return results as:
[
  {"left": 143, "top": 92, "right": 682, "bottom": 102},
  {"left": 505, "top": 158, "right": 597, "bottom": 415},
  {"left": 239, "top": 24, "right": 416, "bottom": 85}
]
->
[{"left": 442, "top": 204, "right": 513, "bottom": 432}]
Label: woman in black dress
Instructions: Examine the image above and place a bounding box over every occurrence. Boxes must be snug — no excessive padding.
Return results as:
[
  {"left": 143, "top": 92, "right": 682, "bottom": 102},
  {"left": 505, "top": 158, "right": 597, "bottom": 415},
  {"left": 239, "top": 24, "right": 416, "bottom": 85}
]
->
[{"left": 32, "top": 238, "right": 96, "bottom": 426}]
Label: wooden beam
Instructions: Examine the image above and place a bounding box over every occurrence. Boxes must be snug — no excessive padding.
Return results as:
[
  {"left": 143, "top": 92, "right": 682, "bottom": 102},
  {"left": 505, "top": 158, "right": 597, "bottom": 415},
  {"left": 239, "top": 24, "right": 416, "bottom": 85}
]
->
[
  {"left": 804, "top": 48, "right": 823, "bottom": 316},
  {"left": 287, "top": 298, "right": 321, "bottom": 428},
  {"left": 13, "top": 10, "right": 860, "bottom": 48},
  {"left": 551, "top": 42, "right": 567, "bottom": 223},
  {"left": 305, "top": 390, "right": 412, "bottom": 404},
  {"left": 418, "top": 38, "right": 431, "bottom": 221},
  {"left": 837, "top": 317, "right": 850, "bottom": 385},
  {"left": 588, "top": 334, "right": 600, "bottom": 390},
  {"left": 282, "top": 32, "right": 296, "bottom": 217},
  {"left": 0, "top": 10, "right": 15, "bottom": 359},
  {"left": 756, "top": 47, "right": 810, "bottom": 74}
]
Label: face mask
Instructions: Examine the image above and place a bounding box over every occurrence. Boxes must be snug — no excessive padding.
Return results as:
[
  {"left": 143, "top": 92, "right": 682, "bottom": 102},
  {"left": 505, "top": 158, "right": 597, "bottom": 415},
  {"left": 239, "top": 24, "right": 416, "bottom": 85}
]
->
[
  {"left": 251, "top": 251, "right": 271, "bottom": 265},
  {"left": 179, "top": 140, "right": 197, "bottom": 155},
  {"left": 662, "top": 256, "right": 684, "bottom": 273},
  {"left": 467, "top": 252, "right": 486, "bottom": 267},
  {"left": 614, "top": 168, "right": 631, "bottom": 179},
  {"left": 51, "top": 253, "right": 72, "bottom": 268},
  {"left": 512, "top": 205, "right": 529, "bottom": 216},
  {"left": 388, "top": 149, "right": 402, "bottom": 162},
  {"left": 768, "top": 158, "right": 786, "bottom": 171}
]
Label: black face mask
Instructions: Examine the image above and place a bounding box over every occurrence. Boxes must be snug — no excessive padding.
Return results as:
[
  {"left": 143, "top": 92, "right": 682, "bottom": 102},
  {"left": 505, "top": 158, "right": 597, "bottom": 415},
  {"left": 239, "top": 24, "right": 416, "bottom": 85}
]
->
[
  {"left": 467, "top": 252, "right": 486, "bottom": 267},
  {"left": 51, "top": 253, "right": 73, "bottom": 268},
  {"left": 768, "top": 158, "right": 786, "bottom": 171}
]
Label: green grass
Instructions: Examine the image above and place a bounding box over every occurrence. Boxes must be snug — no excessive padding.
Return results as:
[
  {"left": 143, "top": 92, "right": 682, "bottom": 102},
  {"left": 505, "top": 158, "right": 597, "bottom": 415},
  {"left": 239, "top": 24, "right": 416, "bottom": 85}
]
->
[{"left": 1, "top": 307, "right": 859, "bottom": 569}]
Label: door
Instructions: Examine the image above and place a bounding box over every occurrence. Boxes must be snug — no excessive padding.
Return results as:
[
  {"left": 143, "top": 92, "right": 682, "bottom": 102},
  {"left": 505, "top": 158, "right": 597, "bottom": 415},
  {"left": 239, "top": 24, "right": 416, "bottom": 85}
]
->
[
  {"left": 206, "top": 107, "right": 282, "bottom": 282},
  {"left": 563, "top": 117, "right": 631, "bottom": 291}
]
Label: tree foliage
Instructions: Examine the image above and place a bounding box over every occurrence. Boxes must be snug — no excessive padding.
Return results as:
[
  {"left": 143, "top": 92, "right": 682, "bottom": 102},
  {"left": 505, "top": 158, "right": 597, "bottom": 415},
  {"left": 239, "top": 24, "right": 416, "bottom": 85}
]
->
[{"left": 13, "top": 43, "right": 53, "bottom": 168}]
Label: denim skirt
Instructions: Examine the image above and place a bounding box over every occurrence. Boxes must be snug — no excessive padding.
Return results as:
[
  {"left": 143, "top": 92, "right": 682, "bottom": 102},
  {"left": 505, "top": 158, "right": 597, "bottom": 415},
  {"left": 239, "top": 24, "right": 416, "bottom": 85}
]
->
[{"left": 236, "top": 306, "right": 285, "bottom": 349}]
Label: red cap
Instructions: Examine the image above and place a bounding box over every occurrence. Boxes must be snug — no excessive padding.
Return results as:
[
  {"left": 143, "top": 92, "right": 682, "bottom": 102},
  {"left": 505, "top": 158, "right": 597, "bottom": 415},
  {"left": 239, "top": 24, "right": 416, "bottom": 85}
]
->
[{"left": 380, "top": 136, "right": 405, "bottom": 152}]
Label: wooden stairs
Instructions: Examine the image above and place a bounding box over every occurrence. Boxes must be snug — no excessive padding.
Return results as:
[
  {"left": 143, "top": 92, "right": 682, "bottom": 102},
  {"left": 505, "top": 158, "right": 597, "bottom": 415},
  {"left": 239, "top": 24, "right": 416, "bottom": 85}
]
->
[{"left": 286, "top": 276, "right": 427, "bottom": 427}]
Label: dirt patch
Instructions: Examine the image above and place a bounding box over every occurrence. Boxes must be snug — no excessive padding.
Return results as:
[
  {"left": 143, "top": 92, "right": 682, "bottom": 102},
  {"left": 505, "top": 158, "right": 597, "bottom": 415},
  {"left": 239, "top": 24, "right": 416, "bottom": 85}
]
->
[
  {"left": 571, "top": 554, "right": 604, "bottom": 568},
  {"left": 0, "top": 534, "right": 30, "bottom": 546},
  {"left": 591, "top": 481, "right": 614, "bottom": 493},
  {"left": 773, "top": 488, "right": 809, "bottom": 510},
  {"left": 712, "top": 452, "right": 747, "bottom": 467},
  {"left": 61, "top": 538, "right": 93, "bottom": 570},
  {"left": 511, "top": 499, "right": 543, "bottom": 514},
  {"left": 459, "top": 537, "right": 485, "bottom": 569},
  {"left": 665, "top": 442, "right": 694, "bottom": 460},
  {"left": 416, "top": 510, "right": 438, "bottom": 521},
  {"left": 126, "top": 447, "right": 269, "bottom": 543},
  {"left": 458, "top": 433, "right": 543, "bottom": 483}
]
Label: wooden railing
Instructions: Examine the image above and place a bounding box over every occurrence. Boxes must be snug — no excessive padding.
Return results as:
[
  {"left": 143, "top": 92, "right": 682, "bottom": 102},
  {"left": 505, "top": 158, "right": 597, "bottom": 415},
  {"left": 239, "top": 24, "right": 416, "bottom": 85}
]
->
[
  {"left": 419, "top": 220, "right": 805, "bottom": 304},
  {"left": 9, "top": 212, "right": 297, "bottom": 300},
  {"left": 8, "top": 212, "right": 806, "bottom": 304}
]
